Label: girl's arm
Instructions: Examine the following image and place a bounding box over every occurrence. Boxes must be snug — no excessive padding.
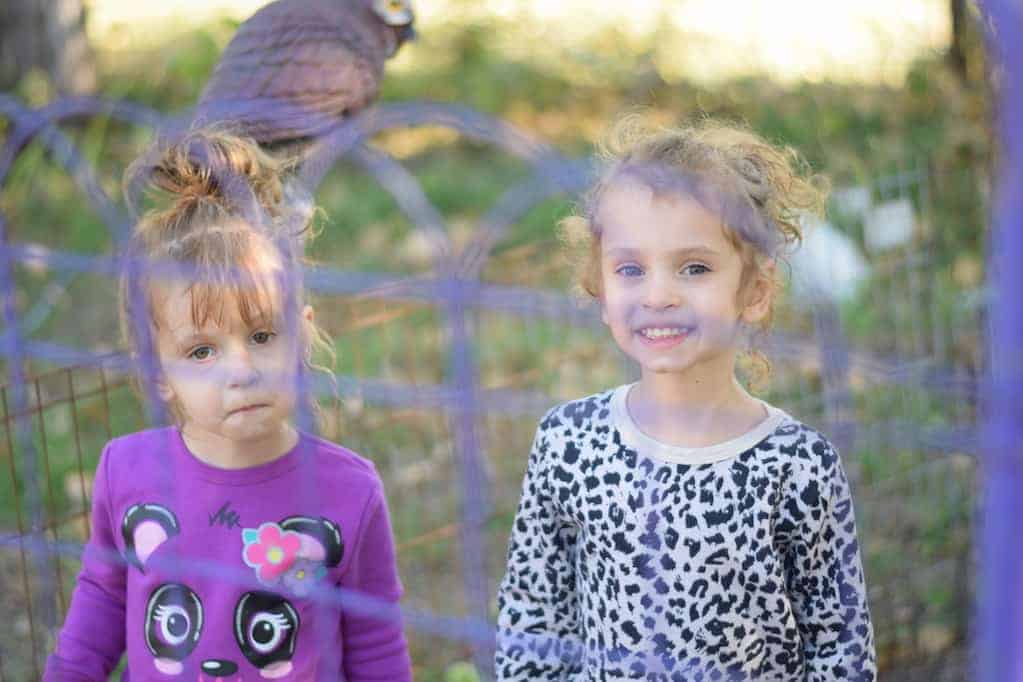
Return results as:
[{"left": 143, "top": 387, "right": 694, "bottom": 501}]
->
[
  {"left": 784, "top": 436, "right": 877, "bottom": 681},
  {"left": 340, "top": 485, "right": 413, "bottom": 682},
  {"left": 43, "top": 444, "right": 126, "bottom": 680},
  {"left": 494, "top": 415, "right": 584, "bottom": 681}
]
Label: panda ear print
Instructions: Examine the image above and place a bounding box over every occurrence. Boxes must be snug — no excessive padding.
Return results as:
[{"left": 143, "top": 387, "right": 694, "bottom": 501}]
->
[
  {"left": 280, "top": 516, "right": 344, "bottom": 568},
  {"left": 122, "top": 503, "right": 180, "bottom": 571}
]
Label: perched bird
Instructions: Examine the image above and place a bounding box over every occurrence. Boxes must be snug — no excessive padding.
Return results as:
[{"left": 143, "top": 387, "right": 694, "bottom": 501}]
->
[{"left": 196, "top": 0, "right": 415, "bottom": 158}]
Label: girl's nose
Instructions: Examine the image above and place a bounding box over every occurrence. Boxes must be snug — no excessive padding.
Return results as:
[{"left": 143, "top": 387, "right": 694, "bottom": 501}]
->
[
  {"left": 642, "top": 271, "right": 681, "bottom": 310},
  {"left": 226, "top": 350, "right": 260, "bottom": 388}
]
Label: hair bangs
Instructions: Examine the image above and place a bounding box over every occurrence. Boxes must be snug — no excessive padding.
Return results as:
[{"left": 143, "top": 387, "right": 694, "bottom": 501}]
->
[{"left": 185, "top": 256, "right": 280, "bottom": 332}]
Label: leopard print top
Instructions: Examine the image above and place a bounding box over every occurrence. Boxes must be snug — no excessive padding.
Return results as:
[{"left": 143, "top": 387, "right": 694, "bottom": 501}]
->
[{"left": 495, "top": 385, "right": 876, "bottom": 681}]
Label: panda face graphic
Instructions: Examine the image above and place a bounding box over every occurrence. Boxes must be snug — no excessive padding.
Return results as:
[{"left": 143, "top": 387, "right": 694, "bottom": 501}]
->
[
  {"left": 123, "top": 503, "right": 343, "bottom": 679},
  {"left": 143, "top": 587, "right": 301, "bottom": 678}
]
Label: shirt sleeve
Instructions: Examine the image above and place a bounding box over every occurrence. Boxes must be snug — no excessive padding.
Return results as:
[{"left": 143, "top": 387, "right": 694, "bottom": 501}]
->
[
  {"left": 340, "top": 484, "right": 413, "bottom": 682},
  {"left": 44, "top": 442, "right": 126, "bottom": 681},
  {"left": 495, "top": 413, "right": 584, "bottom": 681},
  {"left": 783, "top": 434, "right": 877, "bottom": 681}
]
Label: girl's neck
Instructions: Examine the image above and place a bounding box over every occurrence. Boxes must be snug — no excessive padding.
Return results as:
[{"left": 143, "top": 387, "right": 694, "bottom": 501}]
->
[
  {"left": 180, "top": 422, "right": 299, "bottom": 470},
  {"left": 629, "top": 366, "right": 767, "bottom": 449}
]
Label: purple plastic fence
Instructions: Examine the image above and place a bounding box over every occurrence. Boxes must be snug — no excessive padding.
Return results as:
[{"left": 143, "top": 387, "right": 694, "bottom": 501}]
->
[
  {"left": 977, "top": 0, "right": 1023, "bottom": 680},
  {"left": 0, "top": 3, "right": 1013, "bottom": 677}
]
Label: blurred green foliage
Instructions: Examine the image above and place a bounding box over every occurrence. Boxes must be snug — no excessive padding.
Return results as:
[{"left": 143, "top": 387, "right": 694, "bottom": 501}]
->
[
  {"left": 0, "top": 8, "right": 992, "bottom": 679},
  {"left": 1, "top": 9, "right": 993, "bottom": 355}
]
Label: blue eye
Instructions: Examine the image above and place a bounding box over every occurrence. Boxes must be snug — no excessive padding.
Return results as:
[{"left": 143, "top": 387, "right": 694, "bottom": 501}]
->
[
  {"left": 188, "top": 345, "right": 215, "bottom": 361},
  {"left": 251, "top": 330, "right": 275, "bottom": 345},
  {"left": 681, "top": 263, "right": 710, "bottom": 276},
  {"left": 616, "top": 264, "right": 643, "bottom": 277}
]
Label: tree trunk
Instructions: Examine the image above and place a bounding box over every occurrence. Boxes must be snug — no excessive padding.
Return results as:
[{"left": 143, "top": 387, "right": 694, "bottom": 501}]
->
[
  {"left": 948, "top": 0, "right": 969, "bottom": 79},
  {"left": 0, "top": 0, "right": 96, "bottom": 95}
]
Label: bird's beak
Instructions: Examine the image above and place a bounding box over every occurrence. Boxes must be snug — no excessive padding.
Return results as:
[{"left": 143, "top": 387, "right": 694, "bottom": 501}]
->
[{"left": 398, "top": 23, "right": 417, "bottom": 44}]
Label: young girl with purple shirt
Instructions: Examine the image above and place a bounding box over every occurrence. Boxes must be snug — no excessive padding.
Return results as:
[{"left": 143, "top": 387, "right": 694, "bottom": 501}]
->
[{"left": 45, "top": 129, "right": 412, "bottom": 681}]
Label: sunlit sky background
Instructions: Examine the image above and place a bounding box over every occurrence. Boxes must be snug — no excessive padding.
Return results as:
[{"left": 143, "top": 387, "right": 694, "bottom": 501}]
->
[{"left": 88, "top": 0, "right": 951, "bottom": 85}]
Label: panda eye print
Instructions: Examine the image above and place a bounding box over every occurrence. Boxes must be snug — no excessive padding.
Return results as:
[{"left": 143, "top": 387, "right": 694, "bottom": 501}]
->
[
  {"left": 153, "top": 604, "right": 193, "bottom": 646},
  {"left": 144, "top": 583, "right": 203, "bottom": 663},
  {"left": 235, "top": 591, "right": 300, "bottom": 668},
  {"left": 248, "top": 611, "right": 293, "bottom": 654}
]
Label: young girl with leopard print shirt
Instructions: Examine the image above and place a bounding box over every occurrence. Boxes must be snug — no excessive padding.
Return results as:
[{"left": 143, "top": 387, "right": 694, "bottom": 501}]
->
[{"left": 495, "top": 117, "right": 876, "bottom": 681}]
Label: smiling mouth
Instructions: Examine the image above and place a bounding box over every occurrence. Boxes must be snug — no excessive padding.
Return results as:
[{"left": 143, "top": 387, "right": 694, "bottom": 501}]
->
[{"left": 636, "top": 326, "right": 693, "bottom": 341}]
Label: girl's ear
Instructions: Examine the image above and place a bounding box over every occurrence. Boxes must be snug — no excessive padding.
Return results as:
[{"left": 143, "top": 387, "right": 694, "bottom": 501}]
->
[{"left": 741, "top": 265, "right": 774, "bottom": 324}]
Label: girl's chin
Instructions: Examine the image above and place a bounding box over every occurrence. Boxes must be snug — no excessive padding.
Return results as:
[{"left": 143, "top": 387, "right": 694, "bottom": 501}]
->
[
  {"left": 232, "top": 423, "right": 284, "bottom": 440},
  {"left": 639, "top": 364, "right": 694, "bottom": 376},
  {"left": 221, "top": 418, "right": 288, "bottom": 442}
]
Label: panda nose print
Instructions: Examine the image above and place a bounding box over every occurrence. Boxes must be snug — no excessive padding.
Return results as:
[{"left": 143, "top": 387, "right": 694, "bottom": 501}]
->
[{"left": 201, "top": 660, "right": 239, "bottom": 677}]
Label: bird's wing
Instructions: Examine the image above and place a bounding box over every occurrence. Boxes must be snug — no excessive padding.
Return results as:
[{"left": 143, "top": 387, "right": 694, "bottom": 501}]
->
[{"left": 198, "top": 5, "right": 386, "bottom": 143}]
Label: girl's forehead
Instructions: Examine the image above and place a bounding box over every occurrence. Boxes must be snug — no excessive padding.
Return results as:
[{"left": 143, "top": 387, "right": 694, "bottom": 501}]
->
[
  {"left": 152, "top": 278, "right": 283, "bottom": 332},
  {"left": 597, "top": 181, "right": 735, "bottom": 254}
]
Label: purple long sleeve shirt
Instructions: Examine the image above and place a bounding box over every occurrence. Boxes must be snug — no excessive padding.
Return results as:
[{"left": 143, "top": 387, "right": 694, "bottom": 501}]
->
[{"left": 45, "top": 427, "right": 413, "bottom": 681}]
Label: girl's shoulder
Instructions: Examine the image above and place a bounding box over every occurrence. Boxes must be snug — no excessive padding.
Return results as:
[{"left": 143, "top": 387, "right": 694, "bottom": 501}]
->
[
  {"left": 89, "top": 427, "right": 181, "bottom": 503},
  {"left": 101, "top": 425, "right": 179, "bottom": 466},
  {"left": 539, "top": 386, "right": 618, "bottom": 433},
  {"left": 298, "top": 431, "right": 383, "bottom": 486},
  {"left": 758, "top": 410, "right": 844, "bottom": 473}
]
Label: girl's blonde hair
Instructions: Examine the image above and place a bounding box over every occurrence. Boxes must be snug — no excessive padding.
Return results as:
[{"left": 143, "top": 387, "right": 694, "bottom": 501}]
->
[
  {"left": 120, "top": 126, "right": 335, "bottom": 424},
  {"left": 561, "top": 115, "right": 828, "bottom": 391}
]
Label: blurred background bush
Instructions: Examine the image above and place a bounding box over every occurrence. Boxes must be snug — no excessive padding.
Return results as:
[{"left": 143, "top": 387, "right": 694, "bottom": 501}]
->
[{"left": 0, "top": 1, "right": 991, "bottom": 680}]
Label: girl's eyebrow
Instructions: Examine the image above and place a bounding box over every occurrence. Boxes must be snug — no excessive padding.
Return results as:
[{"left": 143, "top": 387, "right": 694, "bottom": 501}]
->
[
  {"left": 604, "top": 246, "right": 721, "bottom": 259},
  {"left": 668, "top": 246, "right": 721, "bottom": 259},
  {"left": 251, "top": 313, "right": 277, "bottom": 328},
  {"left": 167, "top": 320, "right": 218, "bottom": 346},
  {"left": 173, "top": 331, "right": 208, "bottom": 350}
]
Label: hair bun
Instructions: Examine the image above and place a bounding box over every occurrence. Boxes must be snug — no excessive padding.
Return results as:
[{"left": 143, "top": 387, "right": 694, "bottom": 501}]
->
[
  {"left": 168, "top": 131, "right": 283, "bottom": 211},
  {"left": 126, "top": 127, "right": 286, "bottom": 223}
]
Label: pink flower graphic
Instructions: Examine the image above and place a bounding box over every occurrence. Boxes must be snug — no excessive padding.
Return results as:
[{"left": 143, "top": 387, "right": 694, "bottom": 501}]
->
[{"left": 242, "top": 523, "right": 302, "bottom": 584}]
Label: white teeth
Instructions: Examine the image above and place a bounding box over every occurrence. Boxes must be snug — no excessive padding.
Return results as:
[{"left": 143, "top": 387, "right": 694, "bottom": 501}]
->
[{"left": 640, "top": 327, "right": 689, "bottom": 339}]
